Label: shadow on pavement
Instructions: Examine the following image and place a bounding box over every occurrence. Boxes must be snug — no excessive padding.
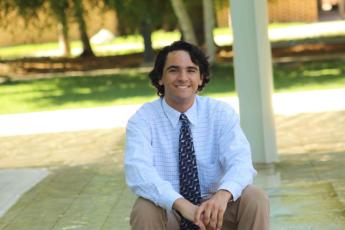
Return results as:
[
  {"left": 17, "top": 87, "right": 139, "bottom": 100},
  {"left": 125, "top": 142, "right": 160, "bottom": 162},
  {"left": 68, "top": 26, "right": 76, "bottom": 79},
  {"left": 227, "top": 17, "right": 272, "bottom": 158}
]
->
[{"left": 1, "top": 110, "right": 345, "bottom": 229}]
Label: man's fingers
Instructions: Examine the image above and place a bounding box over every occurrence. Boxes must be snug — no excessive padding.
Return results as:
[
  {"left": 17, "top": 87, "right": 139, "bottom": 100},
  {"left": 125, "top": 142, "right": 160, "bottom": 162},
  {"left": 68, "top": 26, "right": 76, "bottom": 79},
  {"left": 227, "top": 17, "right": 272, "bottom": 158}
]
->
[
  {"left": 216, "top": 206, "right": 225, "bottom": 230},
  {"left": 209, "top": 206, "right": 219, "bottom": 229},
  {"left": 194, "top": 203, "right": 206, "bottom": 224},
  {"left": 202, "top": 203, "right": 212, "bottom": 225},
  {"left": 197, "top": 219, "right": 207, "bottom": 230}
]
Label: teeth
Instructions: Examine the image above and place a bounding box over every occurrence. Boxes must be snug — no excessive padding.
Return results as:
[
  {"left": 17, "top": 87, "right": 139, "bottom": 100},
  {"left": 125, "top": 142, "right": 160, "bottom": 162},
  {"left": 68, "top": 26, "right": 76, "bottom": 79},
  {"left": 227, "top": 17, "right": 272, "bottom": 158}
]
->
[{"left": 176, "top": 85, "right": 188, "bottom": 88}]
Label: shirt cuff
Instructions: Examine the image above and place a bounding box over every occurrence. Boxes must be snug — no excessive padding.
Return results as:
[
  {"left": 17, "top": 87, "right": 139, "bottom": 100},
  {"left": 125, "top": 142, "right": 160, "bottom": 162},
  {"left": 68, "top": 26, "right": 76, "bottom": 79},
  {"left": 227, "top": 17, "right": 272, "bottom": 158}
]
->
[
  {"left": 159, "top": 190, "right": 183, "bottom": 211},
  {"left": 218, "top": 181, "right": 243, "bottom": 201}
]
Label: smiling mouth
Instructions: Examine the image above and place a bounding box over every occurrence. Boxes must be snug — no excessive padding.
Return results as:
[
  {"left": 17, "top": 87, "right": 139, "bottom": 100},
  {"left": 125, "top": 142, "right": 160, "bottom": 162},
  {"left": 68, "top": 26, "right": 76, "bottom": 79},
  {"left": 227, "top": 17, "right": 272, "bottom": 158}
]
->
[{"left": 175, "top": 85, "right": 190, "bottom": 89}]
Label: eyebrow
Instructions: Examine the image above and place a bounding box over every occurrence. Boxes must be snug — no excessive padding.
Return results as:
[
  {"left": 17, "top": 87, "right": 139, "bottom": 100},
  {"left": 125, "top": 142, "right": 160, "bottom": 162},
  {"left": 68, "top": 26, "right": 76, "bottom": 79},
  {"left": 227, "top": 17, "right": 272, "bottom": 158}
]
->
[
  {"left": 165, "top": 65, "right": 179, "bottom": 71},
  {"left": 165, "top": 65, "right": 199, "bottom": 71}
]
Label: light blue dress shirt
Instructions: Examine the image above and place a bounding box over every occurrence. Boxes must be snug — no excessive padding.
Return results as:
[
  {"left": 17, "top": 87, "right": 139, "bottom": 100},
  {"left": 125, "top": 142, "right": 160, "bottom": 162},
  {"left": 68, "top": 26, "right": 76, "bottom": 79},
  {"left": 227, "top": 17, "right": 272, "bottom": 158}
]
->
[{"left": 125, "top": 95, "right": 257, "bottom": 211}]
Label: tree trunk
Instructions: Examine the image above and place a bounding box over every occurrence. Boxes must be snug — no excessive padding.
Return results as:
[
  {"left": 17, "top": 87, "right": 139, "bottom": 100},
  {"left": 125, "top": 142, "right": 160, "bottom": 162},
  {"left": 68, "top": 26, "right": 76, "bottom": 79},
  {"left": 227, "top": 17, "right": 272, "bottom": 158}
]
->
[
  {"left": 203, "top": 0, "right": 216, "bottom": 63},
  {"left": 49, "top": 0, "right": 71, "bottom": 57},
  {"left": 339, "top": 0, "right": 345, "bottom": 19},
  {"left": 169, "top": 0, "right": 197, "bottom": 45},
  {"left": 140, "top": 20, "right": 154, "bottom": 64},
  {"left": 185, "top": 0, "right": 205, "bottom": 46},
  {"left": 57, "top": 21, "right": 71, "bottom": 57},
  {"left": 73, "top": 0, "right": 95, "bottom": 57}
]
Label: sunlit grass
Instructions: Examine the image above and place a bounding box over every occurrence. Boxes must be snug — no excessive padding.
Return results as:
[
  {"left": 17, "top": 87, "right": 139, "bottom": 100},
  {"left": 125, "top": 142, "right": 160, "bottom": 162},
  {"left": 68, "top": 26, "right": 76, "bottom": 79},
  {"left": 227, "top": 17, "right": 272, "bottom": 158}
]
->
[
  {"left": 94, "top": 30, "right": 181, "bottom": 56},
  {"left": 303, "top": 68, "right": 342, "bottom": 77},
  {"left": 0, "top": 30, "right": 181, "bottom": 59},
  {"left": 0, "top": 41, "right": 84, "bottom": 58},
  {"left": 1, "top": 59, "right": 345, "bottom": 114},
  {"left": 214, "top": 21, "right": 345, "bottom": 45},
  {"left": 2, "top": 21, "right": 345, "bottom": 58}
]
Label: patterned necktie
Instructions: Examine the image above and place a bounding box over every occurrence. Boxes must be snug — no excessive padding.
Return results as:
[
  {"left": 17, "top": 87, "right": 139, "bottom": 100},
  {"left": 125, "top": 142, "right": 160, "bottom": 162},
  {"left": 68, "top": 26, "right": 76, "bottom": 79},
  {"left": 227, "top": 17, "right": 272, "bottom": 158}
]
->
[{"left": 179, "top": 114, "right": 202, "bottom": 230}]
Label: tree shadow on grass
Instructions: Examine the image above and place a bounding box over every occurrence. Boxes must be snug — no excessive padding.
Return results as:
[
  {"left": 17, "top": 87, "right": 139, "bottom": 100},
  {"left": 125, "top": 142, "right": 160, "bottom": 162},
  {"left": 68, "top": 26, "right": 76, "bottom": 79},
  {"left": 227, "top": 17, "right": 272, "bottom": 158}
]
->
[
  {"left": 2, "top": 59, "right": 345, "bottom": 112},
  {"left": 203, "top": 60, "right": 345, "bottom": 96},
  {"left": 273, "top": 60, "right": 345, "bottom": 91},
  {"left": 4, "top": 71, "right": 156, "bottom": 109},
  {"left": 201, "top": 63, "right": 236, "bottom": 96}
]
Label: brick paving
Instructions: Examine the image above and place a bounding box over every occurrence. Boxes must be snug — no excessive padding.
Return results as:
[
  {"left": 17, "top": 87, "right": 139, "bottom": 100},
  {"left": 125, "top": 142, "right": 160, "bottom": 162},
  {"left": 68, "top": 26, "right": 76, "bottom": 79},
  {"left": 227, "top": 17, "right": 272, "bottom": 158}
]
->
[{"left": 0, "top": 109, "right": 345, "bottom": 229}]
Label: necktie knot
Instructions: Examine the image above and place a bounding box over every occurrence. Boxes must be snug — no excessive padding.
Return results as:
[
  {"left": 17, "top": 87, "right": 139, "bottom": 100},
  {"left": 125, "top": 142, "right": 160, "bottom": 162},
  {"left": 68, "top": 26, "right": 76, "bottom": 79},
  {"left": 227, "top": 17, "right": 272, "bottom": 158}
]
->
[{"left": 180, "top": 113, "right": 189, "bottom": 125}]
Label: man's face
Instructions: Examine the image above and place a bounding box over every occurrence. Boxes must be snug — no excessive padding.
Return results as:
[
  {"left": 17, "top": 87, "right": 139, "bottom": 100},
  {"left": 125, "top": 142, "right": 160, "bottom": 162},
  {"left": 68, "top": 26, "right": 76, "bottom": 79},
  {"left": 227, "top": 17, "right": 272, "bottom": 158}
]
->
[{"left": 159, "top": 50, "right": 203, "bottom": 112}]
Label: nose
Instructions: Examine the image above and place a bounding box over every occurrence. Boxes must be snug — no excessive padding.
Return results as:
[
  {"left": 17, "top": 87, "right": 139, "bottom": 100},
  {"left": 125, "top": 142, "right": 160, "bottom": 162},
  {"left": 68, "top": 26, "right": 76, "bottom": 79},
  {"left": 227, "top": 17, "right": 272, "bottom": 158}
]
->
[{"left": 177, "top": 69, "right": 188, "bottom": 81}]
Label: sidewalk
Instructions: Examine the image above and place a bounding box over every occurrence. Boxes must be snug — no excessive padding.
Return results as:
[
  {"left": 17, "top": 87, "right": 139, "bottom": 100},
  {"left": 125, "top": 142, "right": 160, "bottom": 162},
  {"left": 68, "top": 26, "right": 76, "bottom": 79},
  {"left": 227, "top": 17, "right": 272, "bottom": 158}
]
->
[
  {"left": 0, "top": 89, "right": 345, "bottom": 229},
  {"left": 1, "top": 88, "right": 345, "bottom": 136}
]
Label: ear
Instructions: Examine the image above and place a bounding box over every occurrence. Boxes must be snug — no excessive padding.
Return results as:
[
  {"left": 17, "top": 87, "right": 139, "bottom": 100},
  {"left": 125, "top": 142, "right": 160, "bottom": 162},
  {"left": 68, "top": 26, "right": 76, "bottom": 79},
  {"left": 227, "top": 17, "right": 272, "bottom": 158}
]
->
[
  {"left": 199, "top": 75, "right": 203, "bottom": 86},
  {"left": 158, "top": 79, "right": 163, "bottom": 86}
]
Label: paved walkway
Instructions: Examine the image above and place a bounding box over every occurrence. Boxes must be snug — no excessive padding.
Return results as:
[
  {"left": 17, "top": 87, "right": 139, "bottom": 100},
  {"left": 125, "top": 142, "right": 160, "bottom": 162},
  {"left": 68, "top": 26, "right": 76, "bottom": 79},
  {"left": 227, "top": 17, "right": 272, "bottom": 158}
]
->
[
  {"left": 0, "top": 89, "right": 345, "bottom": 229},
  {"left": 1, "top": 88, "right": 345, "bottom": 136}
]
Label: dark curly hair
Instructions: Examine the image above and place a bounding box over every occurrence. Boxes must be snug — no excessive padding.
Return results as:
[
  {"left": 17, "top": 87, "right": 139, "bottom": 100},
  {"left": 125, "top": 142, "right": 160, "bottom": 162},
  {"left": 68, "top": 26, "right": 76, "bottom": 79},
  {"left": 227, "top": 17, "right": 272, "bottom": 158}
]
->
[{"left": 148, "top": 40, "right": 210, "bottom": 97}]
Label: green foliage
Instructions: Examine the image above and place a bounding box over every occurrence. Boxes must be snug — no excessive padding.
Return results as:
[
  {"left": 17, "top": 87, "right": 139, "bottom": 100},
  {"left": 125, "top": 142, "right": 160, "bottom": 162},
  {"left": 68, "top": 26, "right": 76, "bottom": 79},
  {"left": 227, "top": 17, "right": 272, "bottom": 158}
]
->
[
  {"left": 0, "top": 0, "right": 70, "bottom": 32},
  {"left": 13, "top": 0, "right": 44, "bottom": 17},
  {"left": 0, "top": 0, "right": 14, "bottom": 17},
  {"left": 184, "top": 0, "right": 205, "bottom": 45},
  {"left": 0, "top": 0, "right": 44, "bottom": 27},
  {"left": 49, "top": 0, "right": 69, "bottom": 22},
  {"left": 104, "top": 0, "right": 176, "bottom": 35}
]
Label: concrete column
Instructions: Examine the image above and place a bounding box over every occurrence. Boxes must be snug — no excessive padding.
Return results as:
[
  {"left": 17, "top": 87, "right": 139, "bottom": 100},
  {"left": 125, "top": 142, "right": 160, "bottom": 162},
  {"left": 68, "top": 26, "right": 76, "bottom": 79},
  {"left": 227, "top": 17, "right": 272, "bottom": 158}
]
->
[{"left": 229, "top": 0, "right": 278, "bottom": 163}]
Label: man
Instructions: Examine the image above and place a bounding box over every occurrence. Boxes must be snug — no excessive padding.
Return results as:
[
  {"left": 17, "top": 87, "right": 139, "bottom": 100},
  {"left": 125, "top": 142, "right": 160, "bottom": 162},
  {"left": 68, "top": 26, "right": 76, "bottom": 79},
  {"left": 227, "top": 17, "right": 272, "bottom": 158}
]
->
[{"left": 125, "top": 41, "right": 269, "bottom": 230}]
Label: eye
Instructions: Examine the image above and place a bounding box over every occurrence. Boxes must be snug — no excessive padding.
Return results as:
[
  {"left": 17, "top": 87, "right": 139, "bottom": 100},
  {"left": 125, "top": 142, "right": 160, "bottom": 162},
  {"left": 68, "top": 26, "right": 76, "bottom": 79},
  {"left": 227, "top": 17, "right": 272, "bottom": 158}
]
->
[
  {"left": 187, "top": 68, "right": 198, "bottom": 73},
  {"left": 167, "top": 68, "right": 178, "bottom": 73}
]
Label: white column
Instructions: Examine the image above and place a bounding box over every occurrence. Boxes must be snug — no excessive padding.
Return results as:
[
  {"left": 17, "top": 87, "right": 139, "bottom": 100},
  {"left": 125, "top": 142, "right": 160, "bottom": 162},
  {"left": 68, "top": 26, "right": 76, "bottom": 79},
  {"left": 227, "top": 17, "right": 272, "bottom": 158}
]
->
[{"left": 229, "top": 0, "right": 278, "bottom": 163}]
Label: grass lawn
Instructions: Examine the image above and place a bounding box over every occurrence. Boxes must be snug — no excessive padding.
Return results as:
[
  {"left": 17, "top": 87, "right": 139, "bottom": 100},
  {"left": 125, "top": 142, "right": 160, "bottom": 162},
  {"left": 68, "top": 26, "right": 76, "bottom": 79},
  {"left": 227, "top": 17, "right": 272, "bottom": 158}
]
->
[
  {"left": 1, "top": 21, "right": 345, "bottom": 58},
  {"left": 1, "top": 21, "right": 345, "bottom": 114},
  {"left": 1, "top": 59, "right": 345, "bottom": 114}
]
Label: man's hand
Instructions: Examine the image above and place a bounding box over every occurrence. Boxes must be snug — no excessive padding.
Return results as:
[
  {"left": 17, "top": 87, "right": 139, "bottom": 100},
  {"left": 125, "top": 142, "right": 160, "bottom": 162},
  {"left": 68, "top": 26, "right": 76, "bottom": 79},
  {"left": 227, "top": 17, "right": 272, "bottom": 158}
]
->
[
  {"left": 173, "top": 198, "right": 206, "bottom": 229},
  {"left": 195, "top": 190, "right": 232, "bottom": 230}
]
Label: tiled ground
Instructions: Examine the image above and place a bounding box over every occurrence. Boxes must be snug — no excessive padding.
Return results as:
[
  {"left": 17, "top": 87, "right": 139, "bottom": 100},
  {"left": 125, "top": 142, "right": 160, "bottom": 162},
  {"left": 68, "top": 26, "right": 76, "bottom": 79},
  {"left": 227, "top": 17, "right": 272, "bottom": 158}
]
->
[{"left": 1, "top": 109, "right": 345, "bottom": 229}]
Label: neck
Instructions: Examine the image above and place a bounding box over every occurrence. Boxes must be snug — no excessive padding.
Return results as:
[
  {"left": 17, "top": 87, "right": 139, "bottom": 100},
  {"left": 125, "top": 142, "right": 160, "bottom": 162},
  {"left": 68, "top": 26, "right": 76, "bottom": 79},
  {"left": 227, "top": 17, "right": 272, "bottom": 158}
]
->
[{"left": 164, "top": 96, "right": 196, "bottom": 113}]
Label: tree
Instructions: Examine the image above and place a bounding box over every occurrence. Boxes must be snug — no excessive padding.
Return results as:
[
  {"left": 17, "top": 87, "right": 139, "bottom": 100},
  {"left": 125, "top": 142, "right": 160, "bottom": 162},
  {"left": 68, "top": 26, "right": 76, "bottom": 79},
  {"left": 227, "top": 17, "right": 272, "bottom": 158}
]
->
[
  {"left": 169, "top": 0, "right": 216, "bottom": 61},
  {"left": 169, "top": 0, "right": 197, "bottom": 45},
  {"left": 72, "top": 0, "right": 95, "bottom": 57},
  {"left": 104, "top": 0, "right": 176, "bottom": 63},
  {"left": 49, "top": 0, "right": 71, "bottom": 56},
  {"left": 203, "top": 0, "right": 216, "bottom": 63},
  {"left": 0, "top": 0, "right": 44, "bottom": 25},
  {"left": 0, "top": 0, "right": 72, "bottom": 57},
  {"left": 140, "top": 19, "right": 155, "bottom": 63},
  {"left": 184, "top": 0, "right": 205, "bottom": 46}
]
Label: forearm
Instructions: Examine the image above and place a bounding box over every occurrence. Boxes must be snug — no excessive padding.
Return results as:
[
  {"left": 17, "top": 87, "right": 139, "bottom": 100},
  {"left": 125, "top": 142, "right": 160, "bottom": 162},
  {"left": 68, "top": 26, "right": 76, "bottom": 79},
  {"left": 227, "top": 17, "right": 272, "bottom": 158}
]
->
[
  {"left": 173, "top": 198, "right": 198, "bottom": 222},
  {"left": 125, "top": 163, "right": 182, "bottom": 210},
  {"left": 218, "top": 163, "right": 256, "bottom": 201},
  {"left": 216, "top": 189, "right": 232, "bottom": 203}
]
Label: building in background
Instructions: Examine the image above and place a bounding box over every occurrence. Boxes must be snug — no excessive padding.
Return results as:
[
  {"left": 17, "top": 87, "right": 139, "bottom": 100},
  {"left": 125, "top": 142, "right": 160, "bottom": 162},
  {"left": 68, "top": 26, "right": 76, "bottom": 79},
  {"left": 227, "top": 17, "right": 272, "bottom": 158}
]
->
[{"left": 216, "top": 0, "right": 345, "bottom": 27}]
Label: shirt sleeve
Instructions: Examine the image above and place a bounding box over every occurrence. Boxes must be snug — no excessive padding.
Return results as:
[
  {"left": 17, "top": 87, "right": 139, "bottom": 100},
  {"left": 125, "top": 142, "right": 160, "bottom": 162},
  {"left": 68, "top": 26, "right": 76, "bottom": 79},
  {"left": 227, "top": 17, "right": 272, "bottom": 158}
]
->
[
  {"left": 217, "top": 104, "right": 257, "bottom": 201},
  {"left": 124, "top": 112, "right": 182, "bottom": 210}
]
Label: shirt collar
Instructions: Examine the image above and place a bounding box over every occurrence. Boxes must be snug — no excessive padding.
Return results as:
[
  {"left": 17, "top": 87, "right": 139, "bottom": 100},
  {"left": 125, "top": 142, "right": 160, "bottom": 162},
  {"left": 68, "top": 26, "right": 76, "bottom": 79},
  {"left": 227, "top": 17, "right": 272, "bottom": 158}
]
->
[{"left": 162, "top": 97, "right": 198, "bottom": 128}]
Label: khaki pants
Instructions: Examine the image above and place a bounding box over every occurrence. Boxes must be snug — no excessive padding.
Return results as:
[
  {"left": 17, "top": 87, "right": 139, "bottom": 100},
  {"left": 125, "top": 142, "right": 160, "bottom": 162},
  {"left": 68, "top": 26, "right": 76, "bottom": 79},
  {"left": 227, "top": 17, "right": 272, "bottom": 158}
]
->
[{"left": 130, "top": 185, "right": 270, "bottom": 230}]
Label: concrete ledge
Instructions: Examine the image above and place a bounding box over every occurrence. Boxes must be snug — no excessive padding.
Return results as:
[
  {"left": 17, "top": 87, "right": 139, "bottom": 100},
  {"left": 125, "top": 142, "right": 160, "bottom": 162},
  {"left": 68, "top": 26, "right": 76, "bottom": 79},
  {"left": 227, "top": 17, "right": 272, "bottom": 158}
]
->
[{"left": 0, "top": 168, "right": 49, "bottom": 217}]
